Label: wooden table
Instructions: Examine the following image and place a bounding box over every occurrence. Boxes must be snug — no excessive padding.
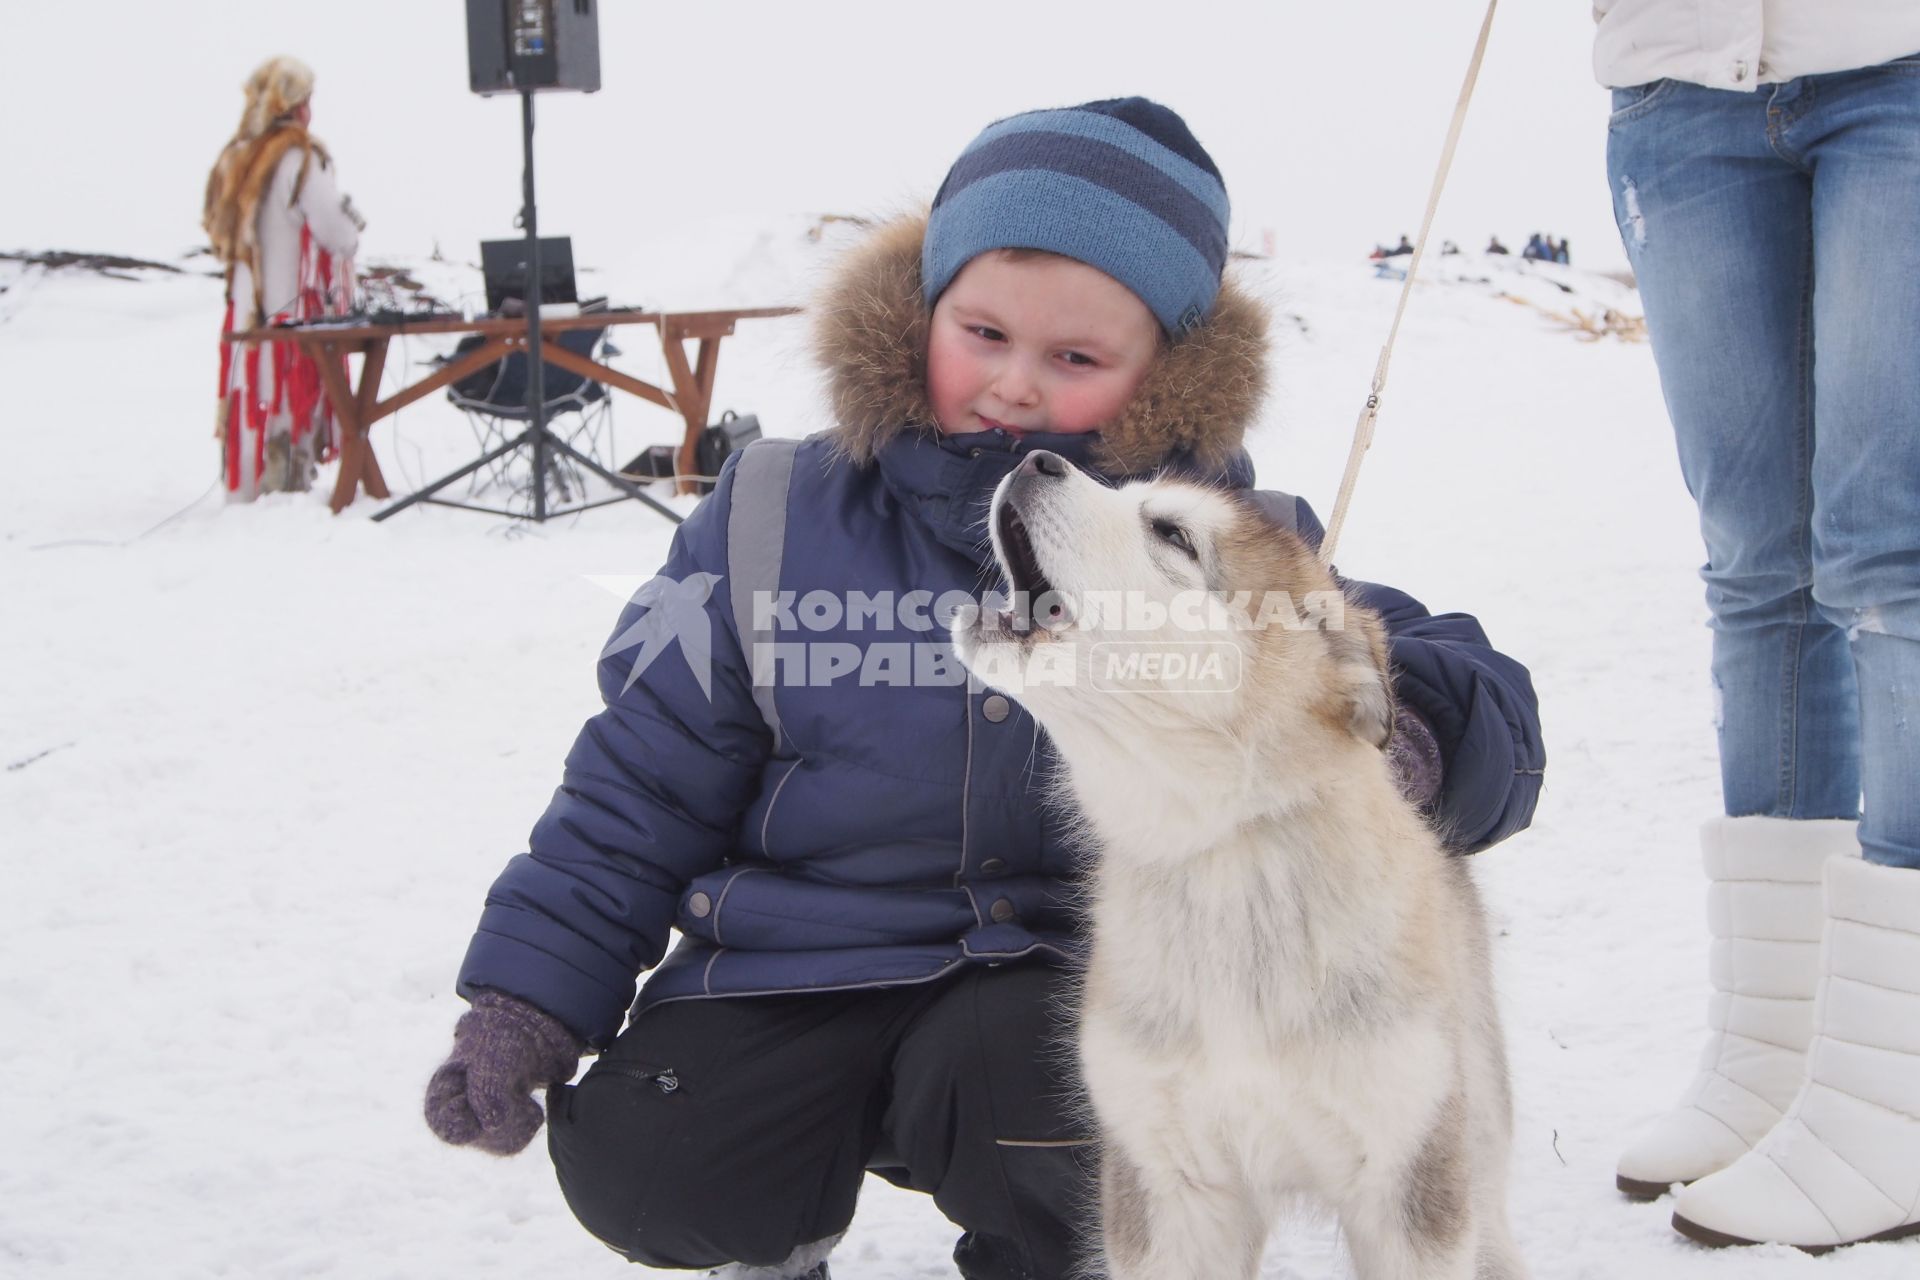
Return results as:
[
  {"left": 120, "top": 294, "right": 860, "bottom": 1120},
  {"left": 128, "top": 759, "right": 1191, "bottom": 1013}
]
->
[{"left": 226, "top": 306, "right": 799, "bottom": 513}]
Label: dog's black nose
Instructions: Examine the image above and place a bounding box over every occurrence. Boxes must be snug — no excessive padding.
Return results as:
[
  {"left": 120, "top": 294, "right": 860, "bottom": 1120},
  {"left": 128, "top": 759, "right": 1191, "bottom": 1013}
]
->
[{"left": 1019, "top": 450, "right": 1068, "bottom": 479}]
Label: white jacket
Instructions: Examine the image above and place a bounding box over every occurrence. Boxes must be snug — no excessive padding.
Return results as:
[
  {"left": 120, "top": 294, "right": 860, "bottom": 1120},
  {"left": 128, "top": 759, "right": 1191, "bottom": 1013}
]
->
[
  {"left": 231, "top": 146, "right": 362, "bottom": 327},
  {"left": 1593, "top": 0, "right": 1920, "bottom": 91}
]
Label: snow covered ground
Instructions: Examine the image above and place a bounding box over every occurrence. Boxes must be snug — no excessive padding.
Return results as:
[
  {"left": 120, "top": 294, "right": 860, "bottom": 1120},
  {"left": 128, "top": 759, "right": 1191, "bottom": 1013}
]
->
[{"left": 4, "top": 229, "right": 1912, "bottom": 1280}]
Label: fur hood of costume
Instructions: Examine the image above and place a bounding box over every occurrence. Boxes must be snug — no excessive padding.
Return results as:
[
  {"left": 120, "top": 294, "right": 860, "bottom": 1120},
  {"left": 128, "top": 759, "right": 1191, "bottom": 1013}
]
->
[
  {"left": 204, "top": 125, "right": 329, "bottom": 271},
  {"left": 203, "top": 58, "right": 360, "bottom": 325},
  {"left": 810, "top": 215, "right": 1272, "bottom": 476},
  {"left": 204, "top": 56, "right": 333, "bottom": 309}
]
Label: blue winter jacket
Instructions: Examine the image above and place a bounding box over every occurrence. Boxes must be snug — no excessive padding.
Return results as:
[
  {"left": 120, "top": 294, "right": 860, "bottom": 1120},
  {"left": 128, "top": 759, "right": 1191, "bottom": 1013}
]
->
[
  {"left": 456, "top": 427, "right": 1544, "bottom": 1048},
  {"left": 455, "top": 219, "right": 1545, "bottom": 1048}
]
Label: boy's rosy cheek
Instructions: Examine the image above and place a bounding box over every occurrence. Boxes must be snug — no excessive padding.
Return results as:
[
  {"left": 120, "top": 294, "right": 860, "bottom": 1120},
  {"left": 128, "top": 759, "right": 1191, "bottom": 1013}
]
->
[
  {"left": 924, "top": 342, "right": 972, "bottom": 431},
  {"left": 1051, "top": 383, "right": 1130, "bottom": 434}
]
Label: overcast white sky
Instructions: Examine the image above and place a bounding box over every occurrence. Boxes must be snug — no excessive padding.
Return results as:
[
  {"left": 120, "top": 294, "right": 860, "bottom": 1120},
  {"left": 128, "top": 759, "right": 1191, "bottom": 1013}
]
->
[{"left": 4, "top": 2, "right": 1624, "bottom": 274}]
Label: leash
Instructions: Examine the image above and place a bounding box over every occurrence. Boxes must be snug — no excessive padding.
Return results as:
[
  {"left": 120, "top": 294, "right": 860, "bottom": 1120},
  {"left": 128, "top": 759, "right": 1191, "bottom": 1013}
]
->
[{"left": 1317, "top": 0, "right": 1499, "bottom": 566}]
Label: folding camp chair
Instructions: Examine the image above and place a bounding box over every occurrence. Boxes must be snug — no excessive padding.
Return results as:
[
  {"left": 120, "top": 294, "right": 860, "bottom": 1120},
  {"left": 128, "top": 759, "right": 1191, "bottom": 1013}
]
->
[{"left": 445, "top": 298, "right": 619, "bottom": 509}]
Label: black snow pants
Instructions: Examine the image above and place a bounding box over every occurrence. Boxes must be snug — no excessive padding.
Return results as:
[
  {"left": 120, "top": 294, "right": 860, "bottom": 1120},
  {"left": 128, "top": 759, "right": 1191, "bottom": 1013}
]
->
[{"left": 547, "top": 962, "right": 1096, "bottom": 1280}]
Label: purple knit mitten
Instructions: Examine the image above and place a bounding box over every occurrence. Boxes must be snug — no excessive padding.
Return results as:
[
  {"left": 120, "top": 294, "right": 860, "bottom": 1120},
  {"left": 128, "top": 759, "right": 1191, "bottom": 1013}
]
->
[
  {"left": 425, "top": 991, "right": 584, "bottom": 1156},
  {"left": 1387, "top": 705, "right": 1444, "bottom": 811}
]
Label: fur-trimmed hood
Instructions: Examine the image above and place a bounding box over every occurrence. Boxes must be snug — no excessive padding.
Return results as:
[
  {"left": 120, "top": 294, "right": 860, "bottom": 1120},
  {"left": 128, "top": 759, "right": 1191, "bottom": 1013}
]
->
[
  {"left": 811, "top": 215, "right": 1270, "bottom": 476},
  {"left": 203, "top": 122, "right": 331, "bottom": 315}
]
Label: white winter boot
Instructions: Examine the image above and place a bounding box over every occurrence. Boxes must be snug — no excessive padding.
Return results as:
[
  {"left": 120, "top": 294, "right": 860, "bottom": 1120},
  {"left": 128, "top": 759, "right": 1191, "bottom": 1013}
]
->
[
  {"left": 707, "top": 1232, "right": 841, "bottom": 1280},
  {"left": 1616, "top": 816, "right": 1860, "bottom": 1198},
  {"left": 1672, "top": 855, "right": 1920, "bottom": 1250}
]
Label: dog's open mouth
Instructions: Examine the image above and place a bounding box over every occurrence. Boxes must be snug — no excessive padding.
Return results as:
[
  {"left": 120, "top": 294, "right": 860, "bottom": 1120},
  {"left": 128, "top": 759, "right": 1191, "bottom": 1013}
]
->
[
  {"left": 997, "top": 503, "right": 1053, "bottom": 600},
  {"left": 995, "top": 501, "right": 1074, "bottom": 633}
]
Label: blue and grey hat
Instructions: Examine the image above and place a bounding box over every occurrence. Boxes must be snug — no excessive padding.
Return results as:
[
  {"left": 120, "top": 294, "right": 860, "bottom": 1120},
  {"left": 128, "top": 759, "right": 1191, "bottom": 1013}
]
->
[{"left": 922, "top": 97, "right": 1231, "bottom": 337}]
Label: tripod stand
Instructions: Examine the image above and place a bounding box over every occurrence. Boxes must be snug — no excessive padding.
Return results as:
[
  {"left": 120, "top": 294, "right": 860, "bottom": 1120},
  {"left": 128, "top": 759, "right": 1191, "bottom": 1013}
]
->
[{"left": 373, "top": 90, "right": 679, "bottom": 525}]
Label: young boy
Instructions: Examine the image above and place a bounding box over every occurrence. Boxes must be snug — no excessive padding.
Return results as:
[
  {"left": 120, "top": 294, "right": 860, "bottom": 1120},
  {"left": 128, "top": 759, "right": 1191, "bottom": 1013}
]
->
[{"left": 425, "top": 98, "right": 1544, "bottom": 1280}]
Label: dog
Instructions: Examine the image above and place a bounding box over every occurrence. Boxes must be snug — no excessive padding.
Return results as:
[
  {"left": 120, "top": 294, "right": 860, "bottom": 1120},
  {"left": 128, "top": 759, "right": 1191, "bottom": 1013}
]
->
[{"left": 952, "top": 450, "right": 1524, "bottom": 1280}]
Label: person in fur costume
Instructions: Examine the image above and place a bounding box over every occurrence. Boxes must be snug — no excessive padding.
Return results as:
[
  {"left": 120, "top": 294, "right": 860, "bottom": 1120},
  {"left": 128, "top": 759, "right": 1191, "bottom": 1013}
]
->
[
  {"left": 423, "top": 98, "right": 1544, "bottom": 1280},
  {"left": 204, "top": 55, "right": 364, "bottom": 500}
]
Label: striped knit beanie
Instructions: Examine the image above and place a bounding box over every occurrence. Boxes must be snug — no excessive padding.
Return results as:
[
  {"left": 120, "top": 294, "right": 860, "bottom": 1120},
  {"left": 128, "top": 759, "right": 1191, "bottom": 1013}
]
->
[{"left": 922, "top": 98, "right": 1230, "bottom": 337}]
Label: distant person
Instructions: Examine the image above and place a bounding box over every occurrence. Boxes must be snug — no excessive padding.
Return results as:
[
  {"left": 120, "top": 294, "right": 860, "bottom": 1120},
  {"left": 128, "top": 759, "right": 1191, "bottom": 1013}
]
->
[
  {"left": 1552, "top": 237, "right": 1571, "bottom": 265},
  {"left": 1521, "top": 233, "right": 1548, "bottom": 261},
  {"left": 1597, "top": 0, "right": 1920, "bottom": 1253},
  {"left": 1385, "top": 233, "right": 1414, "bottom": 256},
  {"left": 1486, "top": 234, "right": 1510, "bottom": 255},
  {"left": 1441, "top": 239, "right": 1461, "bottom": 255},
  {"left": 203, "top": 56, "right": 365, "bottom": 499}
]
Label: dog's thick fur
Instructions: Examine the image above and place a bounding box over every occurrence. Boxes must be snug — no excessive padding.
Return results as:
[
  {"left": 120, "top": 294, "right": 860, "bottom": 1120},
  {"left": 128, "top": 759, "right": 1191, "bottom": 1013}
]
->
[{"left": 953, "top": 455, "right": 1524, "bottom": 1280}]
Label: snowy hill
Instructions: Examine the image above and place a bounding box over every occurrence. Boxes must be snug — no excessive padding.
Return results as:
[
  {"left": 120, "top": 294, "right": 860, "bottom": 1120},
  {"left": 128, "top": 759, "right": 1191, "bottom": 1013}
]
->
[{"left": 2, "top": 230, "right": 1910, "bottom": 1280}]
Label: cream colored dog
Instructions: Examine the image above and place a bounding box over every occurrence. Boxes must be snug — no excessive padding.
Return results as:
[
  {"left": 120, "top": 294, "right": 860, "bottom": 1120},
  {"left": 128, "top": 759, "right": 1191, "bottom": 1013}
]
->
[{"left": 953, "top": 451, "right": 1524, "bottom": 1280}]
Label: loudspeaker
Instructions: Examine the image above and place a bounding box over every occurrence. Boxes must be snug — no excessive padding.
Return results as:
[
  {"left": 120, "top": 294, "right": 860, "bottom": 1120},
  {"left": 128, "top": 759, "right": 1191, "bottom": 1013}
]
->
[{"left": 466, "top": 0, "right": 601, "bottom": 96}]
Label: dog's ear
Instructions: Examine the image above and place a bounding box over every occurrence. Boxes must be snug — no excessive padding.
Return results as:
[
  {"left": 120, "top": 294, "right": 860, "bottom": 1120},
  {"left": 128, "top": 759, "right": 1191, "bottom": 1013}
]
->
[
  {"left": 1322, "top": 596, "right": 1395, "bottom": 750},
  {"left": 1227, "top": 496, "right": 1396, "bottom": 749}
]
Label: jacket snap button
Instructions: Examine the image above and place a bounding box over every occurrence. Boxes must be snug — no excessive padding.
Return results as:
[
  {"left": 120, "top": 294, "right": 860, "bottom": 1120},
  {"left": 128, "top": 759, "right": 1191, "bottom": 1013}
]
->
[
  {"left": 687, "top": 892, "right": 713, "bottom": 918},
  {"left": 982, "top": 694, "right": 1011, "bottom": 723},
  {"left": 990, "top": 898, "right": 1016, "bottom": 923},
  {"left": 980, "top": 857, "right": 1007, "bottom": 876}
]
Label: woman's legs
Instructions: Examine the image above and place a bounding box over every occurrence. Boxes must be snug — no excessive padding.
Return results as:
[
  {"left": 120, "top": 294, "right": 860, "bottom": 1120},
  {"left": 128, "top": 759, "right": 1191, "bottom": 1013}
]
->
[
  {"left": 1613, "top": 58, "right": 1920, "bottom": 1248},
  {"left": 1603, "top": 75, "right": 1858, "bottom": 1204},
  {"left": 1801, "top": 59, "right": 1920, "bottom": 871},
  {"left": 1608, "top": 80, "right": 1861, "bottom": 823}
]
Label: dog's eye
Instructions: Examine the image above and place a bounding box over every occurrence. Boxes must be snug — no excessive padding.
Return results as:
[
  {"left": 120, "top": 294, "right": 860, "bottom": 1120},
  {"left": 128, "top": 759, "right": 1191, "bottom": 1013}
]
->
[{"left": 1151, "top": 518, "right": 1198, "bottom": 561}]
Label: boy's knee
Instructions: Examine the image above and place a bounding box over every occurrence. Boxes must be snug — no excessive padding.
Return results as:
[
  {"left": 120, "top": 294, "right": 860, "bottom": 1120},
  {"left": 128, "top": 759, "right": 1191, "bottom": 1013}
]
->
[
  {"left": 547, "top": 1071, "right": 854, "bottom": 1268},
  {"left": 547, "top": 1080, "right": 667, "bottom": 1259},
  {"left": 548, "top": 1076, "right": 746, "bottom": 1265}
]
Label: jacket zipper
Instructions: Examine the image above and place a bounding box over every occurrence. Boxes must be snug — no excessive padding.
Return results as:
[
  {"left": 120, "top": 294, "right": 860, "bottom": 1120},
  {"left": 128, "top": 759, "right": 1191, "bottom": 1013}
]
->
[{"left": 597, "top": 1062, "right": 681, "bottom": 1094}]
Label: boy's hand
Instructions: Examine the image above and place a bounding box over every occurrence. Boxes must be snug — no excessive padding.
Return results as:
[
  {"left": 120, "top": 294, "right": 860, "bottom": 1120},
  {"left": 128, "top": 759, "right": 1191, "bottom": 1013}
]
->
[
  {"left": 425, "top": 991, "right": 584, "bottom": 1155},
  {"left": 1388, "top": 706, "right": 1444, "bottom": 812}
]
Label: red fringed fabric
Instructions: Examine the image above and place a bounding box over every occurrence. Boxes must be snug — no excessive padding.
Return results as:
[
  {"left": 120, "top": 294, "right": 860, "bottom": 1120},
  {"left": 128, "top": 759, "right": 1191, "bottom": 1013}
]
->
[
  {"left": 218, "top": 222, "right": 353, "bottom": 492},
  {"left": 217, "top": 297, "right": 236, "bottom": 400},
  {"left": 246, "top": 342, "right": 266, "bottom": 485},
  {"left": 219, "top": 295, "right": 242, "bottom": 491}
]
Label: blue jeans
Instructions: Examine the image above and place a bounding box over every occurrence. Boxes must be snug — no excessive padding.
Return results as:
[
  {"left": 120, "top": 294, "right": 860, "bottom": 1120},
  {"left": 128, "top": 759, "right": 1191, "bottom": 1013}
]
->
[{"left": 1607, "top": 59, "right": 1920, "bottom": 870}]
